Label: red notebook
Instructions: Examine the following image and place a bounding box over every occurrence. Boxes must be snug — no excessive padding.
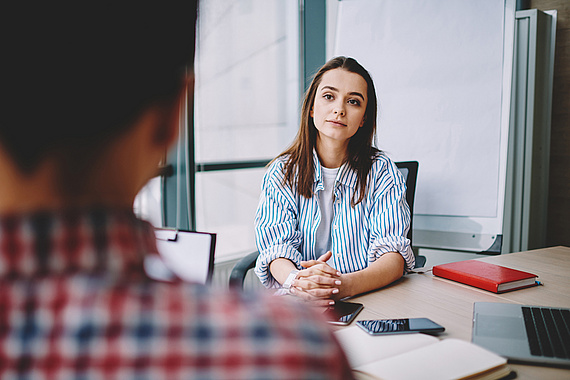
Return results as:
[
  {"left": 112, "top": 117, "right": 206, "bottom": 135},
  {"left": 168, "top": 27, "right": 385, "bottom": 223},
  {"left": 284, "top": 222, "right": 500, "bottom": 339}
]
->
[{"left": 432, "top": 260, "right": 538, "bottom": 293}]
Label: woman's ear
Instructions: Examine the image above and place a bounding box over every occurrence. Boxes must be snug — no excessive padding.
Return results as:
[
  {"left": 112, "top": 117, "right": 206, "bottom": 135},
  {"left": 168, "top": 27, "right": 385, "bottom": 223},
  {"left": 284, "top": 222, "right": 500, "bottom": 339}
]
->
[{"left": 360, "top": 115, "right": 366, "bottom": 127}]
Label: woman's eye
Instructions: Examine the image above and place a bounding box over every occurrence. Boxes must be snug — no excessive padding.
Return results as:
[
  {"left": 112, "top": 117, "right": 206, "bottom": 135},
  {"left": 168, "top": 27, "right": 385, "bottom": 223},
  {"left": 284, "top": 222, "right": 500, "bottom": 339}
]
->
[
  {"left": 348, "top": 99, "right": 361, "bottom": 106},
  {"left": 323, "top": 94, "right": 333, "bottom": 100}
]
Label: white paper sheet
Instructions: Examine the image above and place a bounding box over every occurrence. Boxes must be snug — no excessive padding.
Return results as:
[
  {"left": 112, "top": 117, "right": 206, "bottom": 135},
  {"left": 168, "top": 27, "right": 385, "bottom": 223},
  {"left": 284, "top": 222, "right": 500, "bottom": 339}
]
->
[{"left": 334, "top": 326, "right": 438, "bottom": 368}]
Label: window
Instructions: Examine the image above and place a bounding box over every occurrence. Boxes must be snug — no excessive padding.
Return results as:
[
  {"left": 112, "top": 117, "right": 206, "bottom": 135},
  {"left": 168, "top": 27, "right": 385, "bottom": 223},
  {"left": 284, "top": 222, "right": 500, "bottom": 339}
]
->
[
  {"left": 193, "top": 0, "right": 300, "bottom": 260},
  {"left": 137, "top": 0, "right": 303, "bottom": 262}
]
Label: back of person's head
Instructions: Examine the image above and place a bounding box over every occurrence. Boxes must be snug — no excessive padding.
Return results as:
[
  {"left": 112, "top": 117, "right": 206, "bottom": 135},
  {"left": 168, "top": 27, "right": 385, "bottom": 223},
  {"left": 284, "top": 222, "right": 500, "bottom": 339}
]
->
[{"left": 1, "top": 2, "right": 198, "bottom": 174}]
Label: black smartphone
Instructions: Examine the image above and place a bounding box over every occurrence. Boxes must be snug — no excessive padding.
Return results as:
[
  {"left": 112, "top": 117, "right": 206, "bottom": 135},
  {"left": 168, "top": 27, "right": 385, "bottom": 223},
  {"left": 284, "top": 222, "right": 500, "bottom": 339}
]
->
[
  {"left": 324, "top": 301, "right": 364, "bottom": 325},
  {"left": 356, "top": 318, "right": 445, "bottom": 335}
]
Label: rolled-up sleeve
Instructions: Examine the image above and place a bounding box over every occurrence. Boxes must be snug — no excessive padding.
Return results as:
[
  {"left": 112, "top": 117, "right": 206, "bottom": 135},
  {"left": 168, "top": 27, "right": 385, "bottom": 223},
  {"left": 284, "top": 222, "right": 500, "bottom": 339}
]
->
[
  {"left": 367, "top": 163, "right": 415, "bottom": 271},
  {"left": 254, "top": 161, "right": 304, "bottom": 288}
]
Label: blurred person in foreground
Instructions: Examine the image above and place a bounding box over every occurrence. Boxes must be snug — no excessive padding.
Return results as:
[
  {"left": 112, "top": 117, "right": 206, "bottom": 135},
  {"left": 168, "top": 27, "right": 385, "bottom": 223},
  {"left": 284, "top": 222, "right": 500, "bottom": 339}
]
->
[{"left": 0, "top": 3, "right": 353, "bottom": 379}]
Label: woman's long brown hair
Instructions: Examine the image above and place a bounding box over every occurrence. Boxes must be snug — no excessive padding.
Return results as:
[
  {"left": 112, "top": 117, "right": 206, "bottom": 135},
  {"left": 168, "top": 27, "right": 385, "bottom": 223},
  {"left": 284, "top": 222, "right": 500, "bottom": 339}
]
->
[{"left": 276, "top": 56, "right": 379, "bottom": 206}]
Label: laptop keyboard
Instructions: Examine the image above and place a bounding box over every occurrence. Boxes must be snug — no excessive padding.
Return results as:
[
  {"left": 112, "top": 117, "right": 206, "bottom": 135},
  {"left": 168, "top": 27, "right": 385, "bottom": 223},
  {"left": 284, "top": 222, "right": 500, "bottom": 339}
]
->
[{"left": 522, "top": 306, "right": 570, "bottom": 358}]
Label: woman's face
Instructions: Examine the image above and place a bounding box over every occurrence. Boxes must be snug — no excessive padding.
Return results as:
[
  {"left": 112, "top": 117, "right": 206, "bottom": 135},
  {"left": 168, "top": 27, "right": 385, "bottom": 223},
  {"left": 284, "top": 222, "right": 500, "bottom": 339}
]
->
[{"left": 310, "top": 68, "right": 368, "bottom": 147}]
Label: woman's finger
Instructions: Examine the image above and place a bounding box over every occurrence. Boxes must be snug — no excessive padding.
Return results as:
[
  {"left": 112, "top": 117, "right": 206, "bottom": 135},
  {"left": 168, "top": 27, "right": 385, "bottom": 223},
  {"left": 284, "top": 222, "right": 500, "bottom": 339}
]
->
[
  {"left": 303, "top": 286, "right": 340, "bottom": 298},
  {"left": 316, "top": 251, "right": 333, "bottom": 262},
  {"left": 289, "top": 287, "right": 336, "bottom": 307},
  {"left": 299, "top": 263, "right": 340, "bottom": 277},
  {"left": 294, "top": 275, "right": 341, "bottom": 289}
]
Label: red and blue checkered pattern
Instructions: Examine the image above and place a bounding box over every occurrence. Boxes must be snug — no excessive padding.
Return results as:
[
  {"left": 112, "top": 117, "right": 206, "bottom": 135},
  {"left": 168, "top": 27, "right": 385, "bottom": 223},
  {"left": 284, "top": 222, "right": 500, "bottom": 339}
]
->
[{"left": 0, "top": 209, "right": 353, "bottom": 379}]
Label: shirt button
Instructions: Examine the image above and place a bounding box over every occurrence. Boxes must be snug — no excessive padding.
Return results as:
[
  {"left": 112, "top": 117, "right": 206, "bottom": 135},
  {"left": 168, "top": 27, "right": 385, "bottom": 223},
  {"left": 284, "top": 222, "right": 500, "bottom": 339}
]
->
[{"left": 336, "top": 252, "right": 341, "bottom": 257}]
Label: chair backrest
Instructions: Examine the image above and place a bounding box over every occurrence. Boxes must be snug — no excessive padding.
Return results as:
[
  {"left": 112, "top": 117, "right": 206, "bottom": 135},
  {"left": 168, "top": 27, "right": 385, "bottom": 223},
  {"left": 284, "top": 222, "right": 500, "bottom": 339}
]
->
[
  {"left": 147, "top": 229, "right": 216, "bottom": 284},
  {"left": 395, "top": 161, "right": 419, "bottom": 246}
]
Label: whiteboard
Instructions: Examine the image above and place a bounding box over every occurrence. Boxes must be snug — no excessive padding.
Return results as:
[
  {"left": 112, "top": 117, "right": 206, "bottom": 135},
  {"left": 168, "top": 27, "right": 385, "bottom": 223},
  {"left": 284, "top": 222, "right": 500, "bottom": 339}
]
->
[{"left": 334, "top": 0, "right": 515, "bottom": 251}]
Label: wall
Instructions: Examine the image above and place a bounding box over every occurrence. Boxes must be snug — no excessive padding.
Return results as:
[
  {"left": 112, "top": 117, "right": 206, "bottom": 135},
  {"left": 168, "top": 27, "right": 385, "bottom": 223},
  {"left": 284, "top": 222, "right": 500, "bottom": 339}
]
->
[{"left": 529, "top": 1, "right": 569, "bottom": 247}]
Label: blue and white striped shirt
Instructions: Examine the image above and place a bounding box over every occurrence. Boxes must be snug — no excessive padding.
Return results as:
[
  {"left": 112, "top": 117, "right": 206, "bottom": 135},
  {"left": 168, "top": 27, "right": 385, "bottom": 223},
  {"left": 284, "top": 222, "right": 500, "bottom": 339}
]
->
[{"left": 254, "top": 151, "right": 415, "bottom": 288}]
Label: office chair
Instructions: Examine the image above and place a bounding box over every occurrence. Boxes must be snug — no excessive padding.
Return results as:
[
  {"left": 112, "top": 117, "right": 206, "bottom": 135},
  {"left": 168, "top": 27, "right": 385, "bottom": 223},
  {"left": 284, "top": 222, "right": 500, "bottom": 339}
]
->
[{"left": 229, "top": 161, "right": 424, "bottom": 289}]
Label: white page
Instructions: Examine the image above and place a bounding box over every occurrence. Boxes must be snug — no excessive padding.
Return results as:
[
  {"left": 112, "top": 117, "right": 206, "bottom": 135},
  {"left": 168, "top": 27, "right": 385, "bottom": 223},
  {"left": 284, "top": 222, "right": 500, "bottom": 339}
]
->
[
  {"left": 334, "top": 326, "right": 438, "bottom": 368},
  {"left": 154, "top": 230, "right": 213, "bottom": 284},
  {"left": 356, "top": 338, "right": 507, "bottom": 380}
]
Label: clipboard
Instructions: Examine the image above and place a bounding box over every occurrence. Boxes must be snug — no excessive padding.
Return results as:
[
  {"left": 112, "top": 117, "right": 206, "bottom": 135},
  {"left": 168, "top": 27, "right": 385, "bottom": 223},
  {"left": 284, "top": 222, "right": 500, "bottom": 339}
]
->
[{"left": 146, "top": 228, "right": 216, "bottom": 284}]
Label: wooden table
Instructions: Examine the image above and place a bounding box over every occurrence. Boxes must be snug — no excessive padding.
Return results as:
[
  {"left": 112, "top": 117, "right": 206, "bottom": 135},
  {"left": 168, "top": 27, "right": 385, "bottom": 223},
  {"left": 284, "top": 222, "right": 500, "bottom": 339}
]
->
[{"left": 347, "top": 246, "right": 570, "bottom": 380}]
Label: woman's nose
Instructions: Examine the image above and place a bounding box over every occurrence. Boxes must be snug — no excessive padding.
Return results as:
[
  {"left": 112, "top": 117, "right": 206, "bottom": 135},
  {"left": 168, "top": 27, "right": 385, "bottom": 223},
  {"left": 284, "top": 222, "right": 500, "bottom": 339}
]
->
[{"left": 333, "top": 104, "right": 345, "bottom": 116}]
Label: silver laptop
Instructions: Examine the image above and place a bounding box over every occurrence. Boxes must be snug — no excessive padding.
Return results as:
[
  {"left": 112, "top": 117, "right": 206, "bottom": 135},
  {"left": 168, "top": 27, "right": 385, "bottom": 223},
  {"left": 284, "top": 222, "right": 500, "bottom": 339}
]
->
[{"left": 472, "top": 302, "right": 570, "bottom": 368}]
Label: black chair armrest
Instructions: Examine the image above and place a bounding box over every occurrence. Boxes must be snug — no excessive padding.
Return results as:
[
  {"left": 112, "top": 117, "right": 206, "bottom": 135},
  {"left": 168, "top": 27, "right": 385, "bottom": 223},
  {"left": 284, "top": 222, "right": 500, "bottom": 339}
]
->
[
  {"left": 415, "top": 254, "right": 426, "bottom": 268},
  {"left": 229, "top": 251, "right": 260, "bottom": 289}
]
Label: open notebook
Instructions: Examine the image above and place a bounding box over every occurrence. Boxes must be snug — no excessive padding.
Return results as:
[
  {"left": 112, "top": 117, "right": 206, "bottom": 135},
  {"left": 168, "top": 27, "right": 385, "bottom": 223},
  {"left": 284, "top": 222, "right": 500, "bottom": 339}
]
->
[{"left": 335, "top": 326, "right": 512, "bottom": 380}]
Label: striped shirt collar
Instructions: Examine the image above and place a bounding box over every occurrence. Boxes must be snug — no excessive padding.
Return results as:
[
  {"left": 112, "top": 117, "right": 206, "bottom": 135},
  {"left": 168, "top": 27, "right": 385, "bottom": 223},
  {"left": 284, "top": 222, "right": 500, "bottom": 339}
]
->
[
  {"left": 0, "top": 208, "right": 158, "bottom": 279},
  {"left": 312, "top": 149, "right": 358, "bottom": 189}
]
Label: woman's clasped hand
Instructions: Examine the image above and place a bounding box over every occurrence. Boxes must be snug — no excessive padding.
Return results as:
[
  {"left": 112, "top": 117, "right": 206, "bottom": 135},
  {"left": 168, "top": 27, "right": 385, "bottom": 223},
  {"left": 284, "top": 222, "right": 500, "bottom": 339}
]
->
[{"left": 290, "top": 251, "right": 343, "bottom": 306}]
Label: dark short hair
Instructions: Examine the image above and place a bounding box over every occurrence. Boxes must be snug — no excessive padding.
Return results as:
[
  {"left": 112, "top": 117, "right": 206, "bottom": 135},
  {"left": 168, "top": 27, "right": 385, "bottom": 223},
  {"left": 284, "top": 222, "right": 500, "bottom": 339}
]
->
[{"left": 1, "top": 2, "right": 198, "bottom": 173}]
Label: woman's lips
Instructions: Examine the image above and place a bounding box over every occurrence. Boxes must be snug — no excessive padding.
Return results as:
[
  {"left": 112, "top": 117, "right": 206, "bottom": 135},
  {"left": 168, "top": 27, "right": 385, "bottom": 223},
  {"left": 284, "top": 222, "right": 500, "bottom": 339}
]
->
[{"left": 326, "top": 119, "right": 346, "bottom": 127}]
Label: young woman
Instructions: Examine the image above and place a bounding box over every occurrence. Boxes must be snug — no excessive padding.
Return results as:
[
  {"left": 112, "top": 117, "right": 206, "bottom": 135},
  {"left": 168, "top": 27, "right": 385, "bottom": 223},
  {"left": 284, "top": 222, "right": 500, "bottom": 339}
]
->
[{"left": 254, "top": 57, "right": 415, "bottom": 306}]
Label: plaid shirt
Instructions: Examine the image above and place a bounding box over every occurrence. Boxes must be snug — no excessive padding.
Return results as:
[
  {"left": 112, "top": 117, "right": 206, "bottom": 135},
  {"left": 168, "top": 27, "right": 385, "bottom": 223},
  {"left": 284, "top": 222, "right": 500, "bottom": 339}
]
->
[{"left": 0, "top": 209, "right": 353, "bottom": 380}]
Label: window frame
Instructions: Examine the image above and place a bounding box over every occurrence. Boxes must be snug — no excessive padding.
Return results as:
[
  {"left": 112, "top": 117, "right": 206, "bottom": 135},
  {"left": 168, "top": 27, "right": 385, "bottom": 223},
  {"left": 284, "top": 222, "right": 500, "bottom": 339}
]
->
[{"left": 162, "top": 0, "right": 327, "bottom": 236}]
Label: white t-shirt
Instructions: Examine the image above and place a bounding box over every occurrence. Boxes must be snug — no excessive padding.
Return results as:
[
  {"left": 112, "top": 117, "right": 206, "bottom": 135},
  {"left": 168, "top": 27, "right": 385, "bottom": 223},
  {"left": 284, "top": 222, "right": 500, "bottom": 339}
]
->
[{"left": 315, "top": 166, "right": 339, "bottom": 258}]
